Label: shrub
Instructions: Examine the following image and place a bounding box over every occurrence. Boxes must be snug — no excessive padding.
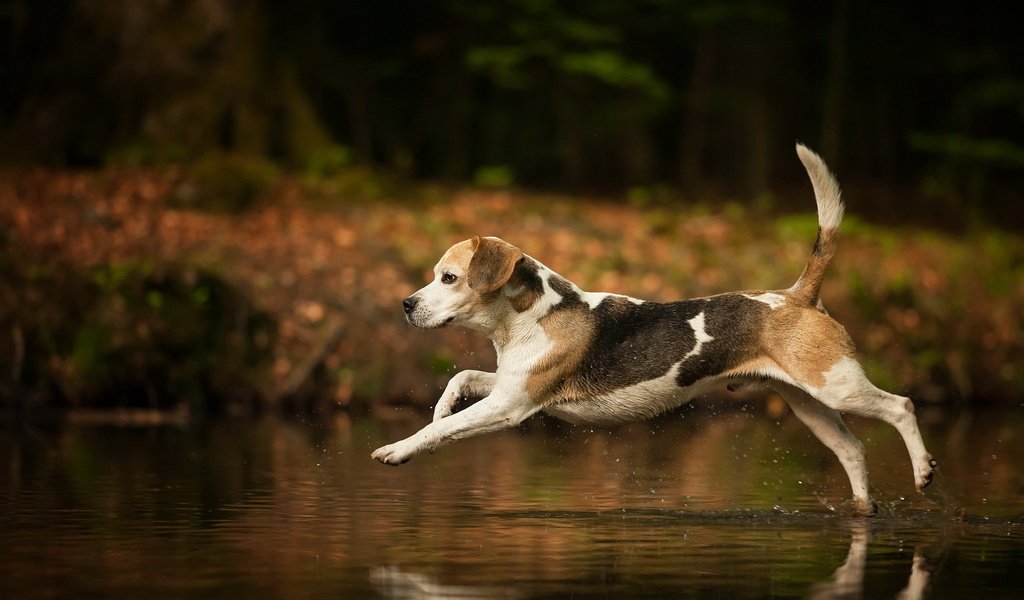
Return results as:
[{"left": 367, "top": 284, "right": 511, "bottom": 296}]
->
[{"left": 172, "top": 153, "right": 279, "bottom": 213}]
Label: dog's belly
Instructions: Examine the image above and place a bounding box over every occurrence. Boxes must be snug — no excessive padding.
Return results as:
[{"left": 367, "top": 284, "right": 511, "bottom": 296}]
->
[{"left": 543, "top": 373, "right": 722, "bottom": 425}]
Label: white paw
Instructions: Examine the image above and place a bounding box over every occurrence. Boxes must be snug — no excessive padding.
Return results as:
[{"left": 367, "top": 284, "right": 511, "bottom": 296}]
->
[
  {"left": 432, "top": 406, "right": 453, "bottom": 422},
  {"left": 432, "top": 395, "right": 458, "bottom": 422},
  {"left": 916, "top": 457, "right": 937, "bottom": 491},
  {"left": 371, "top": 443, "right": 413, "bottom": 466}
]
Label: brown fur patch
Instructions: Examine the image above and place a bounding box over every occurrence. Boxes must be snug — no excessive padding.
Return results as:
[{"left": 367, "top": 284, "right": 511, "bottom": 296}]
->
[
  {"left": 467, "top": 236, "right": 523, "bottom": 293},
  {"left": 718, "top": 356, "right": 798, "bottom": 383},
  {"left": 790, "top": 226, "right": 839, "bottom": 305},
  {"left": 761, "top": 304, "right": 855, "bottom": 387},
  {"left": 438, "top": 240, "right": 475, "bottom": 274},
  {"left": 507, "top": 291, "right": 537, "bottom": 312},
  {"left": 525, "top": 303, "right": 597, "bottom": 402}
]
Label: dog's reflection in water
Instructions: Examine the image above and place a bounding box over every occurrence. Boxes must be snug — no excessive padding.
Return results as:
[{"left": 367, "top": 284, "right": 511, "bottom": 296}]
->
[
  {"left": 372, "top": 523, "right": 932, "bottom": 600},
  {"left": 809, "top": 522, "right": 932, "bottom": 600},
  {"left": 370, "top": 567, "right": 520, "bottom": 600}
]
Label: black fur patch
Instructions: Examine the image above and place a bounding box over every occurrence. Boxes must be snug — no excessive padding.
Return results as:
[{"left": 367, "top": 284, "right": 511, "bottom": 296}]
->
[
  {"left": 581, "top": 297, "right": 703, "bottom": 393},
  {"left": 674, "top": 294, "right": 766, "bottom": 387},
  {"left": 511, "top": 258, "right": 545, "bottom": 309},
  {"left": 546, "top": 273, "right": 581, "bottom": 310},
  {"left": 544, "top": 287, "right": 769, "bottom": 396},
  {"left": 811, "top": 227, "right": 824, "bottom": 256}
]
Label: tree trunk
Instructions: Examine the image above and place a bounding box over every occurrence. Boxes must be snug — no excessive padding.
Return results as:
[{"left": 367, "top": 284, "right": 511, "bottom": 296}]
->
[
  {"left": 821, "top": 0, "right": 849, "bottom": 165},
  {"left": 346, "top": 83, "right": 375, "bottom": 166},
  {"left": 554, "top": 81, "right": 586, "bottom": 188},
  {"left": 623, "top": 101, "right": 654, "bottom": 185},
  {"left": 737, "top": 23, "right": 771, "bottom": 195},
  {"left": 679, "top": 26, "right": 718, "bottom": 191},
  {"left": 443, "top": 72, "right": 472, "bottom": 182}
]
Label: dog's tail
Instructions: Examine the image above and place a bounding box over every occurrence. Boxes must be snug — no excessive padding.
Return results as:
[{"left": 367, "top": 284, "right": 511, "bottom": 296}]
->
[{"left": 788, "top": 143, "right": 845, "bottom": 306}]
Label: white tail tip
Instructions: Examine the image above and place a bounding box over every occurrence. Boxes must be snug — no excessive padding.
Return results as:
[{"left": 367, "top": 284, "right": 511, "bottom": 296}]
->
[{"left": 795, "top": 143, "right": 845, "bottom": 230}]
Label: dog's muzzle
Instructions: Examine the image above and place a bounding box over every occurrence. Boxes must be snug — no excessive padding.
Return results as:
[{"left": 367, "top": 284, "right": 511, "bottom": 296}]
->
[{"left": 402, "top": 296, "right": 419, "bottom": 315}]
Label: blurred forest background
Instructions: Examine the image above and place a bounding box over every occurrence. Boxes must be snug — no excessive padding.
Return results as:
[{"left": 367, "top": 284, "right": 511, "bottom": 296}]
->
[{"left": 1, "top": 0, "right": 1022, "bottom": 419}]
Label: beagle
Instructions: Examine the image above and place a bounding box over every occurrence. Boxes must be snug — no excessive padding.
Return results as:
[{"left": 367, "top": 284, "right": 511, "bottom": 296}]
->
[{"left": 372, "top": 144, "right": 935, "bottom": 515}]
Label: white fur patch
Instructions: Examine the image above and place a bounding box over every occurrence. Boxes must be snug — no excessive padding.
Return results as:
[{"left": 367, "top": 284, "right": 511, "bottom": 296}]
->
[
  {"left": 744, "top": 292, "right": 787, "bottom": 309},
  {"left": 796, "top": 143, "right": 845, "bottom": 230},
  {"left": 516, "top": 263, "right": 570, "bottom": 317},
  {"left": 810, "top": 356, "right": 869, "bottom": 409},
  {"left": 544, "top": 362, "right": 692, "bottom": 424},
  {"left": 581, "top": 291, "right": 645, "bottom": 309},
  {"left": 682, "top": 312, "right": 713, "bottom": 360}
]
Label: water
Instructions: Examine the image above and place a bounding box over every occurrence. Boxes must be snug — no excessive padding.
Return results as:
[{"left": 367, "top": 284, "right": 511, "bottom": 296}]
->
[{"left": 2, "top": 406, "right": 1022, "bottom": 598}]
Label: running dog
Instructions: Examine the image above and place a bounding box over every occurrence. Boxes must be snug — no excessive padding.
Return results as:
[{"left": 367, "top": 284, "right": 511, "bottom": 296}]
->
[{"left": 372, "top": 144, "right": 936, "bottom": 515}]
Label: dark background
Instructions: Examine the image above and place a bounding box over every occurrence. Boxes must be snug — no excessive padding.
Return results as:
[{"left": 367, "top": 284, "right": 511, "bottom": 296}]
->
[{"left": 3, "top": 0, "right": 1022, "bottom": 223}]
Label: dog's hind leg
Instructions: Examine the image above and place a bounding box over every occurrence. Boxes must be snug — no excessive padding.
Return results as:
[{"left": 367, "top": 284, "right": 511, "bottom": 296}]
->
[
  {"left": 433, "top": 370, "right": 496, "bottom": 422},
  {"left": 773, "top": 383, "right": 876, "bottom": 515},
  {"left": 814, "top": 359, "right": 936, "bottom": 492}
]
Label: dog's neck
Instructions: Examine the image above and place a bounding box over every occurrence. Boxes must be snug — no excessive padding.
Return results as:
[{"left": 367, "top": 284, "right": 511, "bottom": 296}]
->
[{"left": 482, "top": 256, "right": 581, "bottom": 356}]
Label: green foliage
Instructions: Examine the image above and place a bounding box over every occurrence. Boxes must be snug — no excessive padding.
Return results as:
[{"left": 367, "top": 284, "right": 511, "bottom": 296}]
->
[
  {"left": 910, "top": 133, "right": 1024, "bottom": 169},
  {"left": 106, "top": 142, "right": 193, "bottom": 167},
  {"left": 0, "top": 240, "right": 275, "bottom": 412},
  {"left": 627, "top": 184, "right": 676, "bottom": 208},
  {"left": 65, "top": 262, "right": 275, "bottom": 410},
  {"left": 473, "top": 165, "right": 515, "bottom": 188},
  {"left": 305, "top": 165, "right": 438, "bottom": 206},
  {"left": 560, "top": 51, "right": 669, "bottom": 100},
  {"left": 0, "top": 238, "right": 90, "bottom": 401},
  {"left": 303, "top": 145, "right": 353, "bottom": 180},
  {"left": 774, "top": 213, "right": 819, "bottom": 243},
  {"left": 466, "top": 46, "right": 534, "bottom": 89},
  {"left": 174, "top": 153, "right": 280, "bottom": 213},
  {"left": 428, "top": 354, "right": 457, "bottom": 376},
  {"left": 464, "top": 2, "right": 670, "bottom": 102}
]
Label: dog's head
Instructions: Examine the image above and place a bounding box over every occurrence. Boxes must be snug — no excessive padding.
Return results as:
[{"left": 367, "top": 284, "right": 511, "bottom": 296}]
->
[{"left": 403, "top": 236, "right": 526, "bottom": 330}]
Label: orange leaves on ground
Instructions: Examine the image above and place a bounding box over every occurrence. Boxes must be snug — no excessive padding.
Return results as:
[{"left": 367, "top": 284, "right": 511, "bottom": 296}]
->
[{"left": 3, "top": 168, "right": 1022, "bottom": 406}]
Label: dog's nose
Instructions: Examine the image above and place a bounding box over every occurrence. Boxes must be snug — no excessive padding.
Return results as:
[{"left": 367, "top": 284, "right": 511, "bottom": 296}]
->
[{"left": 402, "top": 296, "right": 419, "bottom": 314}]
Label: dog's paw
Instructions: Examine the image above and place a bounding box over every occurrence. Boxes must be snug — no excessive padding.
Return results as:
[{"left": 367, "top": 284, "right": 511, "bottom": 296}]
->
[
  {"left": 371, "top": 443, "right": 412, "bottom": 466},
  {"left": 432, "top": 404, "right": 454, "bottom": 423},
  {"left": 432, "top": 393, "right": 459, "bottom": 422},
  {"left": 916, "top": 457, "right": 937, "bottom": 491},
  {"left": 852, "top": 497, "right": 879, "bottom": 517}
]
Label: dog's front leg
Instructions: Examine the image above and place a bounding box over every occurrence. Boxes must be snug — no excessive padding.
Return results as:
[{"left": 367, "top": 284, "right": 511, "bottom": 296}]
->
[
  {"left": 433, "top": 370, "right": 496, "bottom": 422},
  {"left": 372, "top": 391, "right": 537, "bottom": 466}
]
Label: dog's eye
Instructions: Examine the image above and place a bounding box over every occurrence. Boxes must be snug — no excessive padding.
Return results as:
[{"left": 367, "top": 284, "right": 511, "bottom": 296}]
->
[{"left": 441, "top": 272, "right": 458, "bottom": 284}]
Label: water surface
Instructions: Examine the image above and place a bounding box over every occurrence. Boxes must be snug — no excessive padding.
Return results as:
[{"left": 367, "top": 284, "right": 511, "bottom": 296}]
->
[{"left": 2, "top": 406, "right": 1022, "bottom": 598}]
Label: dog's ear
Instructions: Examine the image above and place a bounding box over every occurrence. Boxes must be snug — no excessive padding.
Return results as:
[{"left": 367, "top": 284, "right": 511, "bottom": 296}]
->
[{"left": 468, "top": 236, "right": 524, "bottom": 293}]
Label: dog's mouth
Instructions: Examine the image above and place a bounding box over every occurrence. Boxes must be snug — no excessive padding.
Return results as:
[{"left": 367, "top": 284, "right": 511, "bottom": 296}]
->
[{"left": 407, "top": 315, "right": 455, "bottom": 329}]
